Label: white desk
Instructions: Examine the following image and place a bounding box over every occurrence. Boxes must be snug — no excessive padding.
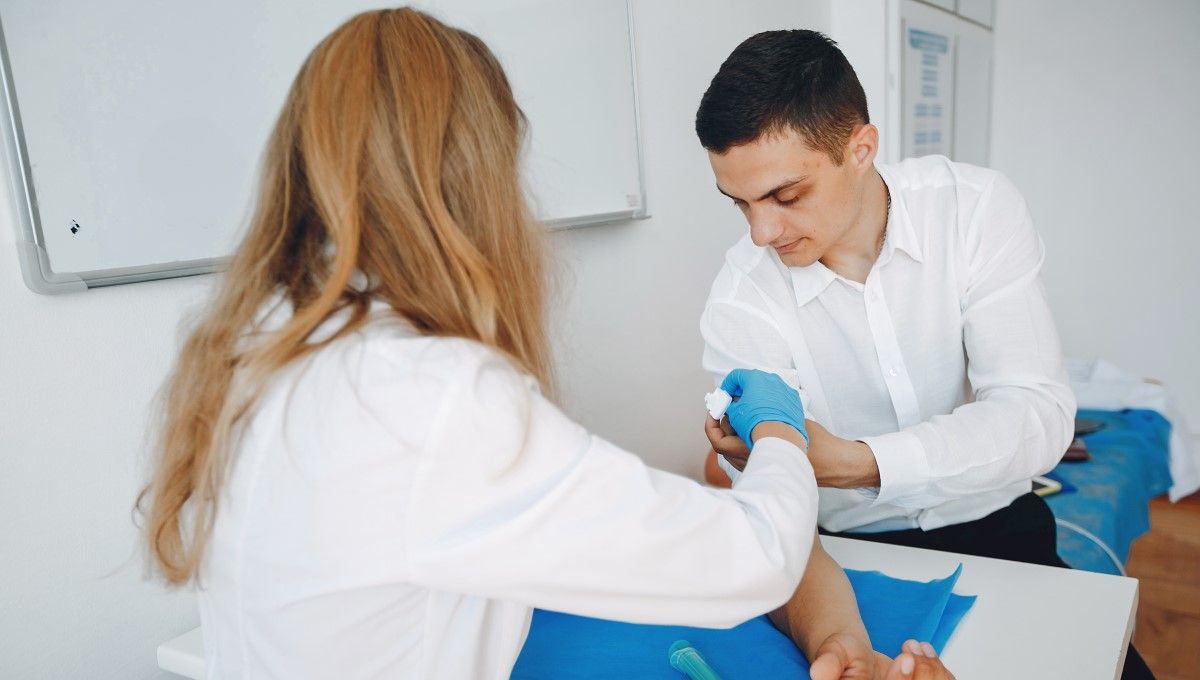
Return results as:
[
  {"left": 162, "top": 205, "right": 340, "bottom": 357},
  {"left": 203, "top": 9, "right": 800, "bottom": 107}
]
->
[
  {"left": 822, "top": 536, "right": 1137, "bottom": 679},
  {"left": 159, "top": 536, "right": 1137, "bottom": 680}
]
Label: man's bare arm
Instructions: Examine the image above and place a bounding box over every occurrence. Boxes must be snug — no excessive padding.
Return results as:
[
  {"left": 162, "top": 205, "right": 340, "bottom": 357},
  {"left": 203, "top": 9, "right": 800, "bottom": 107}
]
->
[
  {"left": 768, "top": 537, "right": 958, "bottom": 680},
  {"left": 769, "top": 534, "right": 890, "bottom": 679},
  {"left": 708, "top": 416, "right": 880, "bottom": 489}
]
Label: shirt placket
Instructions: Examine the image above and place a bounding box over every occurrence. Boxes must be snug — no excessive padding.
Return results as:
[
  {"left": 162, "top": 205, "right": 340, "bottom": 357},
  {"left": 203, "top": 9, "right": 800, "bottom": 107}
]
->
[{"left": 862, "top": 270, "right": 922, "bottom": 428}]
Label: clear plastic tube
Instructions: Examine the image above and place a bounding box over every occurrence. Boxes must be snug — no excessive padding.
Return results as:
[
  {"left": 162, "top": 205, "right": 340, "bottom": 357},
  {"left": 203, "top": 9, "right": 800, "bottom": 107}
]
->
[{"left": 668, "top": 640, "right": 722, "bottom": 680}]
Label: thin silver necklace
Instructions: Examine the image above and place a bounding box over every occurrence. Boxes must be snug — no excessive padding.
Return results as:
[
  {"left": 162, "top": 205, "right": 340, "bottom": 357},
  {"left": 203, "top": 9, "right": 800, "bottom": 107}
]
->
[{"left": 877, "top": 187, "right": 891, "bottom": 257}]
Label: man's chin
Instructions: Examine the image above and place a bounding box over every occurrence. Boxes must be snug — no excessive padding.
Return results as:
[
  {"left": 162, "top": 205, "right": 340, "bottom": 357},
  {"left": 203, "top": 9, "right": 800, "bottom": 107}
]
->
[{"left": 779, "top": 251, "right": 820, "bottom": 268}]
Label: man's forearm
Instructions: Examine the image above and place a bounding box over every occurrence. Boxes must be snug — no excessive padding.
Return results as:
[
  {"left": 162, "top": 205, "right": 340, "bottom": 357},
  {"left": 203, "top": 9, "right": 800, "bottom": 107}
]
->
[
  {"left": 807, "top": 421, "right": 881, "bottom": 488},
  {"left": 767, "top": 533, "right": 870, "bottom": 659}
]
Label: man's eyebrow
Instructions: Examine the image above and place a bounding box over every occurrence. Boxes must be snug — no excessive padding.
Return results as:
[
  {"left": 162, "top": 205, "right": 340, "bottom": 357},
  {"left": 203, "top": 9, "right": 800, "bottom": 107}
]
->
[{"left": 716, "top": 176, "right": 807, "bottom": 202}]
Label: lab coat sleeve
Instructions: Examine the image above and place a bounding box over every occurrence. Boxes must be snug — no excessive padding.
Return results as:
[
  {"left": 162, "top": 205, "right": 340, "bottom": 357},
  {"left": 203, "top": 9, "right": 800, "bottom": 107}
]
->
[
  {"left": 405, "top": 345, "right": 818, "bottom": 628},
  {"left": 866, "top": 172, "right": 1077, "bottom": 507}
]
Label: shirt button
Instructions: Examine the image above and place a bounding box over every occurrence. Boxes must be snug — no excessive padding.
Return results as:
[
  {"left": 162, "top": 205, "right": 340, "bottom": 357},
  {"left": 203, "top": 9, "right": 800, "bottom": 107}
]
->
[{"left": 889, "top": 367, "right": 899, "bottom": 377}]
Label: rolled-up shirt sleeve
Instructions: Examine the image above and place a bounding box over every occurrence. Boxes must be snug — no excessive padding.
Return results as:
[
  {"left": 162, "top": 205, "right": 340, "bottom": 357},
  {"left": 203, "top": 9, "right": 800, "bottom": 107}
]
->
[
  {"left": 867, "top": 173, "right": 1076, "bottom": 507},
  {"left": 702, "top": 304, "right": 794, "bottom": 387},
  {"left": 700, "top": 263, "right": 802, "bottom": 392},
  {"left": 405, "top": 343, "right": 819, "bottom": 628}
]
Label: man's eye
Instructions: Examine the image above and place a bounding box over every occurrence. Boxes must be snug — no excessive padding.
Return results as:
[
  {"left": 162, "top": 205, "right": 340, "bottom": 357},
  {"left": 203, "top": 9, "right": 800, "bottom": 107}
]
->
[{"left": 776, "top": 195, "right": 800, "bottom": 206}]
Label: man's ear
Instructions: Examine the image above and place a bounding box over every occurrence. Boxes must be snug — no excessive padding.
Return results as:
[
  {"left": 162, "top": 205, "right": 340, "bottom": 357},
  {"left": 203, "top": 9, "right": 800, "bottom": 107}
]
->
[{"left": 846, "top": 124, "right": 879, "bottom": 171}]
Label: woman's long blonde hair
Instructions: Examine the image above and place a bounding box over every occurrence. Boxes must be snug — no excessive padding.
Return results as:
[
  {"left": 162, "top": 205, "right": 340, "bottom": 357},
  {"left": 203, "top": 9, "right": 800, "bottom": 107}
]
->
[{"left": 139, "top": 8, "right": 552, "bottom": 584}]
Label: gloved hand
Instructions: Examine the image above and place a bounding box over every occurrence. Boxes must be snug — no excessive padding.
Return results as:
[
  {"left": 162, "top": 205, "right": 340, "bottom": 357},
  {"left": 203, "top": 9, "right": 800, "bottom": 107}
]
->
[{"left": 721, "top": 368, "right": 808, "bottom": 449}]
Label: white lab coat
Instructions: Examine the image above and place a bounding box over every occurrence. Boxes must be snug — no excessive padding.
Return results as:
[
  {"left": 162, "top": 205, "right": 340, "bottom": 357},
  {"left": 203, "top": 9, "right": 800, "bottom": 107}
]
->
[{"left": 197, "top": 303, "right": 818, "bottom": 679}]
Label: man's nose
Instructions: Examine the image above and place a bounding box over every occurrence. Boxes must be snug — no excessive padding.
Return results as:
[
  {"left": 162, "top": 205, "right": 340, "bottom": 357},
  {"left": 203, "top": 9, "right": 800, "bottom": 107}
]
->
[{"left": 747, "top": 209, "right": 784, "bottom": 247}]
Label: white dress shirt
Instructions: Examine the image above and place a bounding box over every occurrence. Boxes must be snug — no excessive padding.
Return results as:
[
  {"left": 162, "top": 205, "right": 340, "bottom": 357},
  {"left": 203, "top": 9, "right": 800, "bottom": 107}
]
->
[
  {"left": 701, "top": 156, "right": 1076, "bottom": 533},
  {"left": 198, "top": 302, "right": 818, "bottom": 679}
]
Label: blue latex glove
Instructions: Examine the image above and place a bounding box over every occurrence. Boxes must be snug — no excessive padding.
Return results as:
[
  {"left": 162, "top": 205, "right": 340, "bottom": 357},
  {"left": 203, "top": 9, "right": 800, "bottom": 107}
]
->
[{"left": 720, "top": 369, "right": 808, "bottom": 449}]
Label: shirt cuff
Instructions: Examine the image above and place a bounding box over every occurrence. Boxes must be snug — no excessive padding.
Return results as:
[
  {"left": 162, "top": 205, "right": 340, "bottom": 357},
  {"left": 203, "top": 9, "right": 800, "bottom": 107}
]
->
[{"left": 859, "top": 429, "right": 930, "bottom": 506}]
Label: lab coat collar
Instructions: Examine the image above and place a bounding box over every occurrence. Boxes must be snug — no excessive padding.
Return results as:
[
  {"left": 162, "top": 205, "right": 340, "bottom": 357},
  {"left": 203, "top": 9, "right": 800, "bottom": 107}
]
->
[{"left": 248, "top": 273, "right": 399, "bottom": 342}]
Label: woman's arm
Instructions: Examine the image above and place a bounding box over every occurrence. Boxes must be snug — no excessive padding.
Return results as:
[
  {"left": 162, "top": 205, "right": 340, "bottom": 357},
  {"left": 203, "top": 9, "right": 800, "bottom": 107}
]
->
[{"left": 402, "top": 345, "right": 820, "bottom": 628}]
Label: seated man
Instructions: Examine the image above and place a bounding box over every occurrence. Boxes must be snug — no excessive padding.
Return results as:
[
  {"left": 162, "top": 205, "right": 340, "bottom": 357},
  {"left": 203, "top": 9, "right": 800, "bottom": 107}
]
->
[{"left": 693, "top": 29, "right": 1153, "bottom": 680}]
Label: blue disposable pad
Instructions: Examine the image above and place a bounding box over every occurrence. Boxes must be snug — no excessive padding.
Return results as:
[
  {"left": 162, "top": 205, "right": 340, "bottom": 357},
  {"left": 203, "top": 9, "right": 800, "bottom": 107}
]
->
[
  {"left": 511, "top": 565, "right": 975, "bottom": 678},
  {"left": 1047, "top": 409, "right": 1173, "bottom": 574},
  {"left": 847, "top": 563, "right": 975, "bottom": 658}
]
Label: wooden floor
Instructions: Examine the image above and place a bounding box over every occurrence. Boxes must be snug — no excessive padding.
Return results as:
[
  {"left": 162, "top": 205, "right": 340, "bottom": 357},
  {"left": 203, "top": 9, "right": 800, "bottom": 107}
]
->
[{"left": 1125, "top": 492, "right": 1200, "bottom": 680}]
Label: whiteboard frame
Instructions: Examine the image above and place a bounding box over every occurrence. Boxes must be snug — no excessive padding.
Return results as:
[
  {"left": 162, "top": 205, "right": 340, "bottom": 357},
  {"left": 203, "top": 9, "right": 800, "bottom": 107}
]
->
[{"left": 0, "top": 3, "right": 647, "bottom": 294}]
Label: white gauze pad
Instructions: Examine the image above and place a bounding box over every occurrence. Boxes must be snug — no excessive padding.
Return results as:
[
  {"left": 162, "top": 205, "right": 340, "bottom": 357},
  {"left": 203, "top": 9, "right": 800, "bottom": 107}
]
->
[{"left": 704, "top": 388, "right": 733, "bottom": 421}]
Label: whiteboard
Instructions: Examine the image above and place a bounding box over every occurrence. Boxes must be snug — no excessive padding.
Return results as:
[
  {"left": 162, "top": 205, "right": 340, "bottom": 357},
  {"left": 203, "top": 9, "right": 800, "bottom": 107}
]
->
[{"left": 0, "top": 0, "right": 646, "bottom": 293}]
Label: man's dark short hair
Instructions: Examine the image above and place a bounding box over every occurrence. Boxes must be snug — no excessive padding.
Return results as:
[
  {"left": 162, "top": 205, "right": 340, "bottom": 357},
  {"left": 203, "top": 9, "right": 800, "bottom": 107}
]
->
[{"left": 695, "top": 30, "right": 869, "bottom": 163}]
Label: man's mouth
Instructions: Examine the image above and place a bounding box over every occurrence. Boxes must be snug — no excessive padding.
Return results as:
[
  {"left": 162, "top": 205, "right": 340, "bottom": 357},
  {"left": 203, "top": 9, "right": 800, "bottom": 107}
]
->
[{"left": 774, "top": 238, "right": 802, "bottom": 254}]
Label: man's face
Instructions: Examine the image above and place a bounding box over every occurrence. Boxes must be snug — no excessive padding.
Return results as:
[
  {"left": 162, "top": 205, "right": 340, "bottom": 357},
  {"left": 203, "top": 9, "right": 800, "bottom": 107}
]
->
[{"left": 708, "top": 129, "right": 864, "bottom": 268}]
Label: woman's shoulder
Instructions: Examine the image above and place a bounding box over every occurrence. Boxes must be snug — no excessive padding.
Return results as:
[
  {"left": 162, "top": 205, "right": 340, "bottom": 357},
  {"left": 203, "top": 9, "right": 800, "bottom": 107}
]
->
[
  {"left": 344, "top": 315, "right": 536, "bottom": 409},
  {"left": 355, "top": 317, "right": 513, "bottom": 375},
  {"left": 258, "top": 316, "right": 532, "bottom": 462}
]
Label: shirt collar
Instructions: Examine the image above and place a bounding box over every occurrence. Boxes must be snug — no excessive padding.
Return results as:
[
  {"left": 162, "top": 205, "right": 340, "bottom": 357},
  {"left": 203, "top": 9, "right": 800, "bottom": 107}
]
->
[
  {"left": 783, "top": 165, "right": 923, "bottom": 307},
  {"left": 786, "top": 257, "right": 838, "bottom": 307},
  {"left": 878, "top": 164, "right": 924, "bottom": 265}
]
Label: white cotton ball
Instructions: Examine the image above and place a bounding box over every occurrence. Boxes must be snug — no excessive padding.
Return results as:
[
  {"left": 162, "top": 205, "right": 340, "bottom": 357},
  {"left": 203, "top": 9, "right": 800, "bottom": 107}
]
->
[{"left": 705, "top": 388, "right": 733, "bottom": 421}]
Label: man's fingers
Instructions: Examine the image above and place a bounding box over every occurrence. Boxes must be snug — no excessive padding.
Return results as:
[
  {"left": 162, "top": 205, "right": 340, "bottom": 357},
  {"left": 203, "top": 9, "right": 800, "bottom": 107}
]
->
[
  {"left": 883, "top": 653, "right": 916, "bottom": 680},
  {"left": 884, "top": 641, "right": 954, "bottom": 680},
  {"left": 705, "top": 412, "right": 754, "bottom": 476},
  {"left": 717, "top": 417, "right": 750, "bottom": 456},
  {"left": 704, "top": 416, "right": 726, "bottom": 448},
  {"left": 705, "top": 416, "right": 750, "bottom": 456},
  {"left": 807, "top": 650, "right": 846, "bottom": 680},
  {"left": 721, "top": 439, "right": 750, "bottom": 456},
  {"left": 720, "top": 416, "right": 736, "bottom": 437},
  {"left": 909, "top": 643, "right": 954, "bottom": 680},
  {"left": 912, "top": 656, "right": 955, "bottom": 680}
]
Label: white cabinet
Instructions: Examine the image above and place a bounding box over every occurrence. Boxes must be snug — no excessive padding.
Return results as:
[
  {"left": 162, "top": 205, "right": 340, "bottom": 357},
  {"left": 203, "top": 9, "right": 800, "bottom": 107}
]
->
[
  {"left": 920, "top": 0, "right": 957, "bottom": 11},
  {"left": 831, "top": 0, "right": 994, "bottom": 165},
  {"left": 900, "top": 0, "right": 994, "bottom": 165},
  {"left": 956, "top": 0, "right": 995, "bottom": 28}
]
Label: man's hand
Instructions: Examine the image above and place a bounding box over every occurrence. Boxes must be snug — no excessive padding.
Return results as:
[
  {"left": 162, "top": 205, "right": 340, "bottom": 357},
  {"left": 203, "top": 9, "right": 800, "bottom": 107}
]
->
[
  {"left": 704, "top": 415, "right": 809, "bottom": 472},
  {"left": 705, "top": 415, "right": 751, "bottom": 471},
  {"left": 708, "top": 417, "right": 881, "bottom": 487},
  {"left": 808, "top": 631, "right": 891, "bottom": 680},
  {"left": 880, "top": 641, "right": 957, "bottom": 680},
  {"left": 810, "top": 636, "right": 955, "bottom": 680}
]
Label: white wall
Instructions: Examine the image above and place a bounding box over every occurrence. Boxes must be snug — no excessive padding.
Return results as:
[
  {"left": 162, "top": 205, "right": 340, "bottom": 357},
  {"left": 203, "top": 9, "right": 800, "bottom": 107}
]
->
[
  {"left": 990, "top": 0, "right": 1200, "bottom": 427},
  {"left": 0, "top": 187, "right": 212, "bottom": 677},
  {"left": 548, "top": 0, "right": 831, "bottom": 477},
  {"left": 0, "top": 1, "right": 830, "bottom": 676},
  {"left": 830, "top": 0, "right": 901, "bottom": 161}
]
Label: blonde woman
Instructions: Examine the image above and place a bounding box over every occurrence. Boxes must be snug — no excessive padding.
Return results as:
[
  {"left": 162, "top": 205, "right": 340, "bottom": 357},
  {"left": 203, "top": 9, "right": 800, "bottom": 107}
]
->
[{"left": 139, "top": 9, "right": 946, "bottom": 680}]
